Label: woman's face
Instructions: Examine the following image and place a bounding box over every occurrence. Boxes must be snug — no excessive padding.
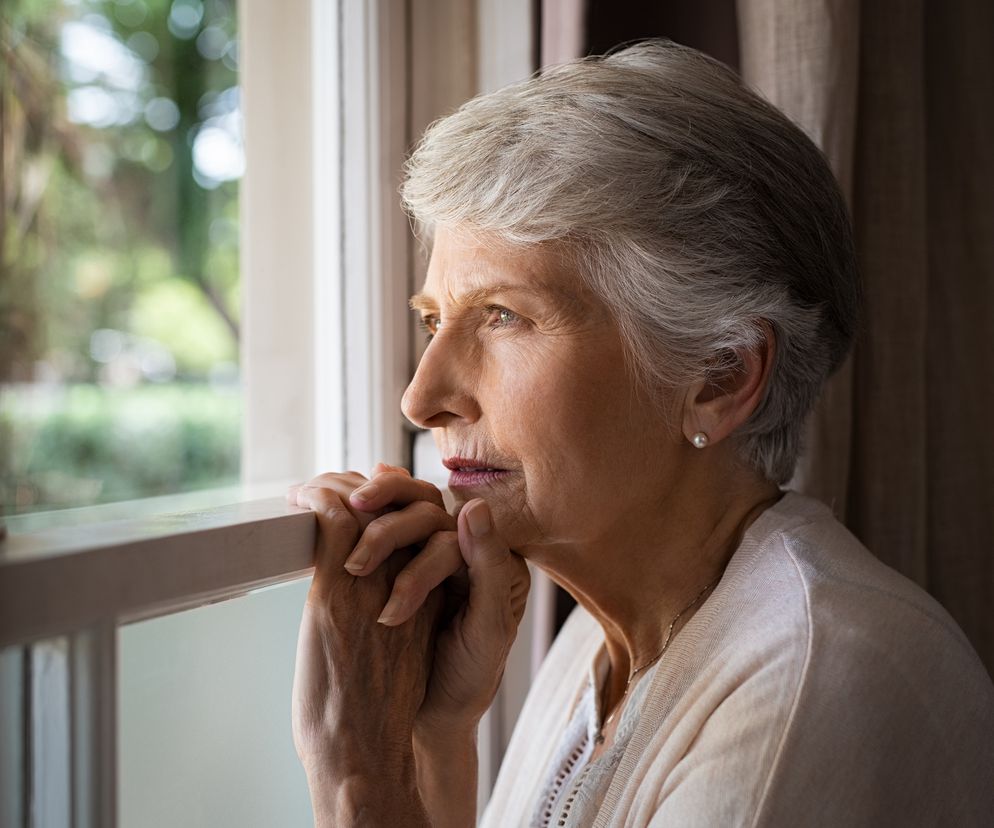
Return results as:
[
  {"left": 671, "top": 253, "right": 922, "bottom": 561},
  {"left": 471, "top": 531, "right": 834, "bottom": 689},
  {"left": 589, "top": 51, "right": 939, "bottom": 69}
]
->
[{"left": 402, "top": 225, "right": 685, "bottom": 557}]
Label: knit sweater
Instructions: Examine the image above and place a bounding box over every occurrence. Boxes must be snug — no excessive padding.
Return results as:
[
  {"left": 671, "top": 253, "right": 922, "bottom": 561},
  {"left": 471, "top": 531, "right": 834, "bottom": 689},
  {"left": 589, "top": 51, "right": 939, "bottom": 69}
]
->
[{"left": 481, "top": 492, "right": 994, "bottom": 827}]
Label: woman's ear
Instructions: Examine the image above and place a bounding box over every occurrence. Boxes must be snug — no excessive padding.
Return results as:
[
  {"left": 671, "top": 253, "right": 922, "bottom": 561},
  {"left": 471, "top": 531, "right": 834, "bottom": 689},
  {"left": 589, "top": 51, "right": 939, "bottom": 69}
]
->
[{"left": 682, "top": 322, "right": 776, "bottom": 447}]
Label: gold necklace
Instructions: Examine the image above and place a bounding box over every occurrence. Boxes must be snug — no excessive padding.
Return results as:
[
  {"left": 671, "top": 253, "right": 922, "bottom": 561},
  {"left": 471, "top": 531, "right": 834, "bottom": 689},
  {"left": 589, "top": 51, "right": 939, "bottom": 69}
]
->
[{"left": 594, "top": 574, "right": 721, "bottom": 745}]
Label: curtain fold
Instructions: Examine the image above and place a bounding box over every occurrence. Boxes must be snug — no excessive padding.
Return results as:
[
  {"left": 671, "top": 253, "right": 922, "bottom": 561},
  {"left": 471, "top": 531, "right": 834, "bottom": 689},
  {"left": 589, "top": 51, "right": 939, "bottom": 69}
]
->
[
  {"left": 541, "top": 0, "right": 587, "bottom": 68},
  {"left": 921, "top": 0, "right": 994, "bottom": 668},
  {"left": 738, "top": 0, "right": 994, "bottom": 672},
  {"left": 737, "top": 0, "right": 859, "bottom": 520}
]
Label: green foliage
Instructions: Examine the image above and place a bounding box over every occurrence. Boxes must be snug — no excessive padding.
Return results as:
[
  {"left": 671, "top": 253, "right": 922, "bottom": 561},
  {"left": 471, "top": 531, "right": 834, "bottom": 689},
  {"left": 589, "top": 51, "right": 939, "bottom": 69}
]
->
[
  {"left": 0, "top": 383, "right": 240, "bottom": 514},
  {"left": 129, "top": 278, "right": 236, "bottom": 372}
]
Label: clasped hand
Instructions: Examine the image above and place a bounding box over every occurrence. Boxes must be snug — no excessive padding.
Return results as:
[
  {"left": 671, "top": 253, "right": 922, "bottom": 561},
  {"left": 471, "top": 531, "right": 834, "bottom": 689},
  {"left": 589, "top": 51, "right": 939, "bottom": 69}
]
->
[{"left": 288, "top": 463, "right": 530, "bottom": 824}]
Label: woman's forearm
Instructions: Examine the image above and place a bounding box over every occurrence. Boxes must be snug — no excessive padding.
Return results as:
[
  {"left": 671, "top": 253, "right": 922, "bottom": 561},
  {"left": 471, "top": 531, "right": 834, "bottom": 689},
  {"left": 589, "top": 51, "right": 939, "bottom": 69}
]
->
[{"left": 414, "top": 725, "right": 480, "bottom": 828}]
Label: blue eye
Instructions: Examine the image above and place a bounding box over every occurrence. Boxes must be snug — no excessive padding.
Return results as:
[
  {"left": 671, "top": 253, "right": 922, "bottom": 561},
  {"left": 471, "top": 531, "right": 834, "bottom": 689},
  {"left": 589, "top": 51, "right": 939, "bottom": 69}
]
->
[
  {"left": 419, "top": 315, "right": 441, "bottom": 341},
  {"left": 489, "top": 306, "right": 519, "bottom": 327}
]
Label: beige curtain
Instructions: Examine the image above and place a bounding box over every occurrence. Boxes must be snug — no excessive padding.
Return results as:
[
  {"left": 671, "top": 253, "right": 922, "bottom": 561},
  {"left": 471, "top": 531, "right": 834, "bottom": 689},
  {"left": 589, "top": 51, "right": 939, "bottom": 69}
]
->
[
  {"left": 738, "top": 0, "right": 994, "bottom": 674},
  {"left": 541, "top": 0, "right": 587, "bottom": 68}
]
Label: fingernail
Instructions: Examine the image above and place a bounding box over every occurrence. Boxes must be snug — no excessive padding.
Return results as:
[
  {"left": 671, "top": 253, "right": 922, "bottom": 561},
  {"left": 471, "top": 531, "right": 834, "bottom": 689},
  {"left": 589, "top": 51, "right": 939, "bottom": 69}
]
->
[
  {"left": 350, "top": 482, "right": 380, "bottom": 504},
  {"left": 344, "top": 552, "right": 368, "bottom": 572},
  {"left": 467, "top": 501, "right": 491, "bottom": 537},
  {"left": 377, "top": 598, "right": 403, "bottom": 625}
]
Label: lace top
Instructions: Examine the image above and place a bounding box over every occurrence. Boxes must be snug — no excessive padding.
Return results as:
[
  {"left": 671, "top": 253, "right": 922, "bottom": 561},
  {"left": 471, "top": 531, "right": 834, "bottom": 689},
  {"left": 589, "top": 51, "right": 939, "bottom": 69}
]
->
[{"left": 530, "top": 649, "right": 660, "bottom": 828}]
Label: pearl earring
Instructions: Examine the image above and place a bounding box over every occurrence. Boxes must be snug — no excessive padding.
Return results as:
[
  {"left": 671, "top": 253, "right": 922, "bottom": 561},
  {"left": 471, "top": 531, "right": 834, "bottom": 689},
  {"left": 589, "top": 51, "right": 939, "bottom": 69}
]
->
[{"left": 691, "top": 432, "right": 709, "bottom": 449}]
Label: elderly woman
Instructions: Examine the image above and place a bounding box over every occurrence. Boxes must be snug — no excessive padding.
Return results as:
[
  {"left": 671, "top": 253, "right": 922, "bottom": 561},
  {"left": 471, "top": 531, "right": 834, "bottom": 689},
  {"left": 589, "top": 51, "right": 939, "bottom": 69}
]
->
[{"left": 289, "top": 41, "right": 994, "bottom": 827}]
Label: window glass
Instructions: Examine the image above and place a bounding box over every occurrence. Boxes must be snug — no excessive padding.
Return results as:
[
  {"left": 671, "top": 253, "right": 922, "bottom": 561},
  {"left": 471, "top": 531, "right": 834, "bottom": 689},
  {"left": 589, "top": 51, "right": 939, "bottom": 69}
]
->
[
  {"left": 118, "top": 581, "right": 313, "bottom": 827},
  {"left": 1, "top": 0, "right": 241, "bottom": 515}
]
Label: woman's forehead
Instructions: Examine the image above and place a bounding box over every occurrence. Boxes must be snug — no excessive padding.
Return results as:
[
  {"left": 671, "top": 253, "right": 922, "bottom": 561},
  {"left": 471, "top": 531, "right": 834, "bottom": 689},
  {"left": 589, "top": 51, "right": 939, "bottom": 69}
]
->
[{"left": 412, "top": 226, "right": 586, "bottom": 310}]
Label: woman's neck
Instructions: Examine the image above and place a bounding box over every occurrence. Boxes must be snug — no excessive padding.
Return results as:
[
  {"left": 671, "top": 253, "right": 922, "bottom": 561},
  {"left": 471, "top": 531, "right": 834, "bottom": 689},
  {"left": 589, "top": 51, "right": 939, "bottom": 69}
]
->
[{"left": 529, "top": 475, "right": 782, "bottom": 702}]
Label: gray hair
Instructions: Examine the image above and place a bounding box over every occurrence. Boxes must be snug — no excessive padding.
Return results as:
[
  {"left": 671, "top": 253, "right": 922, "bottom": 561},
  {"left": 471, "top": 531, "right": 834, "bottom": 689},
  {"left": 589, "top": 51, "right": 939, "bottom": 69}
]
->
[{"left": 401, "top": 40, "right": 860, "bottom": 484}]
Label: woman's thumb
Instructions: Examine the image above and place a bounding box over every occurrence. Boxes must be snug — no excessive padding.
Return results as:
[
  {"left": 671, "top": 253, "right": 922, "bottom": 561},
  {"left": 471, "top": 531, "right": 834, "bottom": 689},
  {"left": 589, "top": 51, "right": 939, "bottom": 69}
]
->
[
  {"left": 457, "top": 499, "right": 511, "bottom": 571},
  {"left": 457, "top": 499, "right": 529, "bottom": 651}
]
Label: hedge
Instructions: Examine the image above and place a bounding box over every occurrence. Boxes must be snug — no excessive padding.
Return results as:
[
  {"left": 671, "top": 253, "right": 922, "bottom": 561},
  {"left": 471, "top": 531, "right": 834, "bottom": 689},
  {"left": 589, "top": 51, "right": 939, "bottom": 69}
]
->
[{"left": 0, "top": 383, "right": 241, "bottom": 515}]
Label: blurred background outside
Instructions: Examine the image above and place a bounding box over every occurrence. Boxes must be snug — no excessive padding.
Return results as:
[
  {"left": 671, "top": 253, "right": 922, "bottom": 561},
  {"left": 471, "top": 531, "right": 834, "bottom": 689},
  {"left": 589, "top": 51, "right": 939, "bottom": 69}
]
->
[{"left": 1, "top": 0, "right": 242, "bottom": 516}]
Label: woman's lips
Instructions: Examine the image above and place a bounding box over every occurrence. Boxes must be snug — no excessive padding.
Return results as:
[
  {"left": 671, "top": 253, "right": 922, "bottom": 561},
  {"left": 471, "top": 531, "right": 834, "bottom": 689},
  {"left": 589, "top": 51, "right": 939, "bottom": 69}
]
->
[
  {"left": 443, "top": 457, "right": 512, "bottom": 489},
  {"left": 448, "top": 468, "right": 512, "bottom": 488}
]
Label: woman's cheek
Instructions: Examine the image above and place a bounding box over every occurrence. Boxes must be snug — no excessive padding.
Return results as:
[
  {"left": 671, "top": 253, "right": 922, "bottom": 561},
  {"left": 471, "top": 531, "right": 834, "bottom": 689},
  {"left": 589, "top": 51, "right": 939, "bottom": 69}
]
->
[{"left": 491, "top": 338, "right": 582, "bottom": 401}]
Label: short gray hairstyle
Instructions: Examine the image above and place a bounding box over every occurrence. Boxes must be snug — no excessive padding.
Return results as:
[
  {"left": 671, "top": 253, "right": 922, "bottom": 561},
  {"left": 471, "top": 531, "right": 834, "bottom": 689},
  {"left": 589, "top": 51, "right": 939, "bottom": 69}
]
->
[{"left": 401, "top": 40, "right": 860, "bottom": 484}]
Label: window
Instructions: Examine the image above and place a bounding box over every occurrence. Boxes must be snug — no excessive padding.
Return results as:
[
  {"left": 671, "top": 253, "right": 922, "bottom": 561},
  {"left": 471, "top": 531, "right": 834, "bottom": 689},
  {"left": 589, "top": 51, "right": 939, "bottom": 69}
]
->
[{"left": 0, "top": 2, "right": 541, "bottom": 825}]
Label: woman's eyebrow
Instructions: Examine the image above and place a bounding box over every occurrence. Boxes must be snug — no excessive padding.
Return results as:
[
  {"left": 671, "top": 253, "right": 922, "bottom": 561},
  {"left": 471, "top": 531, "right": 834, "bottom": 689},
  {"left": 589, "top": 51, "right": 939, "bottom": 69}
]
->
[
  {"left": 409, "top": 293, "right": 439, "bottom": 312},
  {"left": 408, "top": 283, "right": 571, "bottom": 312}
]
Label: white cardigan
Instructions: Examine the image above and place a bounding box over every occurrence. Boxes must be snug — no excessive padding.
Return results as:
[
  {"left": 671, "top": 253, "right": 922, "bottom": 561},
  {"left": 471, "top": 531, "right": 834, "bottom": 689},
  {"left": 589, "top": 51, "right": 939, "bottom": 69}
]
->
[{"left": 481, "top": 492, "right": 994, "bottom": 827}]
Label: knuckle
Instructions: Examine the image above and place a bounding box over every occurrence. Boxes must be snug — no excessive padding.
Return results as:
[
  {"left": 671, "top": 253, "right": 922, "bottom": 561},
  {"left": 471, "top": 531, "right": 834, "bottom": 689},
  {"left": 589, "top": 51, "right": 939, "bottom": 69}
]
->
[
  {"left": 322, "top": 501, "right": 357, "bottom": 531},
  {"left": 408, "top": 499, "right": 437, "bottom": 519},
  {"left": 392, "top": 569, "right": 417, "bottom": 594},
  {"left": 309, "top": 470, "right": 367, "bottom": 489},
  {"left": 310, "top": 487, "right": 334, "bottom": 505},
  {"left": 305, "top": 487, "right": 331, "bottom": 507},
  {"left": 374, "top": 471, "right": 409, "bottom": 496},
  {"left": 309, "top": 471, "right": 342, "bottom": 486},
  {"left": 378, "top": 470, "right": 408, "bottom": 485},
  {"left": 416, "top": 480, "right": 445, "bottom": 505},
  {"left": 411, "top": 499, "right": 455, "bottom": 530},
  {"left": 391, "top": 571, "right": 423, "bottom": 604},
  {"left": 363, "top": 520, "right": 394, "bottom": 548},
  {"left": 440, "top": 532, "right": 462, "bottom": 557},
  {"left": 423, "top": 530, "right": 460, "bottom": 558},
  {"left": 379, "top": 471, "right": 442, "bottom": 505}
]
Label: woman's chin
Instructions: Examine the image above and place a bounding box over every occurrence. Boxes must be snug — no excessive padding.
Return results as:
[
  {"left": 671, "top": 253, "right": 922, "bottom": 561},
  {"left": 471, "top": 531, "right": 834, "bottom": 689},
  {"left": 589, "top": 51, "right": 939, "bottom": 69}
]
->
[{"left": 448, "top": 493, "right": 536, "bottom": 554}]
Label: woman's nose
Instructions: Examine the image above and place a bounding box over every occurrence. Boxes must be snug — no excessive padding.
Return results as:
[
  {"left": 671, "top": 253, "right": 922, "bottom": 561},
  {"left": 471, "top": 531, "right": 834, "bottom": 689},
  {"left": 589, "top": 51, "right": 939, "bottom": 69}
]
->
[{"left": 401, "top": 336, "right": 480, "bottom": 429}]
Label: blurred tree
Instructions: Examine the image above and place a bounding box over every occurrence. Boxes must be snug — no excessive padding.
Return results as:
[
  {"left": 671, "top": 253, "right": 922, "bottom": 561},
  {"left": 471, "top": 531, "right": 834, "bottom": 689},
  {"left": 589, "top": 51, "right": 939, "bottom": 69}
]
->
[{"left": 0, "top": 0, "right": 240, "bottom": 382}]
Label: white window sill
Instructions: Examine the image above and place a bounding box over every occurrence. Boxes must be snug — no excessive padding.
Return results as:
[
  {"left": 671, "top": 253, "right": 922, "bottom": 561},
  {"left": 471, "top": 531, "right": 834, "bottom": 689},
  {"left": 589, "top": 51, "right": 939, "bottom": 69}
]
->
[{"left": 0, "top": 485, "right": 315, "bottom": 648}]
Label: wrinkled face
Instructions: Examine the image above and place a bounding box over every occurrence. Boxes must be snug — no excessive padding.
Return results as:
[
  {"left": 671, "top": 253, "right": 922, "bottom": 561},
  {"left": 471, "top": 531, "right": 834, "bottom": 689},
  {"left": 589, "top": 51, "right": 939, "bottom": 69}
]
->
[{"left": 401, "top": 225, "right": 684, "bottom": 556}]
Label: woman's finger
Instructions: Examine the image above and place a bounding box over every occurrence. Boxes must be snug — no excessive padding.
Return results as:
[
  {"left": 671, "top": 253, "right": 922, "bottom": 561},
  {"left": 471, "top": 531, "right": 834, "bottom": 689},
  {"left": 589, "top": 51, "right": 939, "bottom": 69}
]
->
[
  {"left": 291, "top": 473, "right": 385, "bottom": 532},
  {"left": 344, "top": 499, "right": 455, "bottom": 574},
  {"left": 288, "top": 470, "right": 369, "bottom": 504},
  {"left": 307, "top": 470, "right": 369, "bottom": 491},
  {"left": 376, "top": 531, "right": 463, "bottom": 626},
  {"left": 294, "top": 485, "right": 361, "bottom": 603},
  {"left": 349, "top": 470, "right": 446, "bottom": 513},
  {"left": 371, "top": 462, "right": 411, "bottom": 478}
]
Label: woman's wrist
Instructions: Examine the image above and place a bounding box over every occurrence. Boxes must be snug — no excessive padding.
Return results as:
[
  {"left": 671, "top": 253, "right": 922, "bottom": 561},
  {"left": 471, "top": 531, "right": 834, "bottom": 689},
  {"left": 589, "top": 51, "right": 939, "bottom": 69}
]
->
[
  {"left": 413, "top": 723, "right": 479, "bottom": 828},
  {"left": 413, "top": 709, "right": 481, "bottom": 743},
  {"left": 305, "top": 754, "right": 429, "bottom": 827}
]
